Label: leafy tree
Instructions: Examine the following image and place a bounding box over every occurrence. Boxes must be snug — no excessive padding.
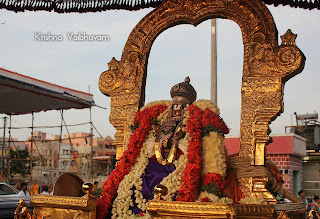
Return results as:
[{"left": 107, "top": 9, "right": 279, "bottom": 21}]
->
[{"left": 4, "top": 149, "right": 36, "bottom": 178}]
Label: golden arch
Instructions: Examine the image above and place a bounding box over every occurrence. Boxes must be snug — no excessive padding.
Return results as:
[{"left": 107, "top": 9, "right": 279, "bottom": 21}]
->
[{"left": 99, "top": 0, "right": 305, "bottom": 167}]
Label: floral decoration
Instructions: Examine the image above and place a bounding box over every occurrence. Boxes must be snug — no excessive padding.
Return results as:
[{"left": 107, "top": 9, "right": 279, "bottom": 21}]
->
[
  {"left": 96, "top": 104, "right": 167, "bottom": 219},
  {"left": 196, "top": 191, "right": 233, "bottom": 204},
  {"left": 97, "top": 100, "right": 230, "bottom": 218}
]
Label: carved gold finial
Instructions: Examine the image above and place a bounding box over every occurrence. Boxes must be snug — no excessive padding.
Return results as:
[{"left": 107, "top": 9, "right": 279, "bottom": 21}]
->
[
  {"left": 154, "top": 184, "right": 168, "bottom": 200},
  {"left": 14, "top": 199, "right": 33, "bottom": 219},
  {"left": 82, "top": 182, "right": 94, "bottom": 197},
  {"left": 277, "top": 211, "right": 290, "bottom": 219},
  {"left": 108, "top": 57, "right": 119, "bottom": 70},
  {"left": 280, "top": 29, "right": 297, "bottom": 46}
]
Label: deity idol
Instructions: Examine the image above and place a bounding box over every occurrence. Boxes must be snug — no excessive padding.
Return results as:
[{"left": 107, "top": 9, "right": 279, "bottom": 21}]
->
[{"left": 97, "top": 77, "right": 231, "bottom": 219}]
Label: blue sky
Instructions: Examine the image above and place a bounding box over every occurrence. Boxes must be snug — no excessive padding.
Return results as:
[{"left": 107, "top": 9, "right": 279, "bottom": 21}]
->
[{"left": 0, "top": 5, "right": 319, "bottom": 141}]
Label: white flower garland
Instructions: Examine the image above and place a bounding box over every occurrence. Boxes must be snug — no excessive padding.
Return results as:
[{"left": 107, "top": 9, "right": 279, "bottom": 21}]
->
[
  {"left": 112, "top": 144, "right": 149, "bottom": 218},
  {"left": 193, "top": 99, "right": 220, "bottom": 115},
  {"left": 153, "top": 150, "right": 188, "bottom": 201},
  {"left": 140, "top": 100, "right": 172, "bottom": 111},
  {"left": 196, "top": 191, "right": 233, "bottom": 204},
  {"left": 201, "top": 132, "right": 227, "bottom": 177}
]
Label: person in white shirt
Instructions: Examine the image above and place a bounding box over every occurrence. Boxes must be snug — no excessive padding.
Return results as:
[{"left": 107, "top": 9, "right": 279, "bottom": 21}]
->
[
  {"left": 40, "top": 186, "right": 51, "bottom": 195},
  {"left": 17, "top": 182, "right": 30, "bottom": 197}
]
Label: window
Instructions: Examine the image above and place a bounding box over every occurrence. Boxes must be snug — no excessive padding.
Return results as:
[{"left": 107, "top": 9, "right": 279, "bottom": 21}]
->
[{"left": 0, "top": 184, "right": 17, "bottom": 195}]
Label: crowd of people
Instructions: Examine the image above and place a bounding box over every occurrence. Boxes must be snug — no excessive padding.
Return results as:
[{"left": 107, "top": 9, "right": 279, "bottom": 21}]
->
[
  {"left": 14, "top": 179, "right": 54, "bottom": 197},
  {"left": 13, "top": 179, "right": 102, "bottom": 197},
  {"left": 299, "top": 189, "right": 320, "bottom": 218}
]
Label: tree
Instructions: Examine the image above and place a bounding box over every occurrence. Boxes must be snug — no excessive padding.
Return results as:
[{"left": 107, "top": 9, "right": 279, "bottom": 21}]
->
[{"left": 5, "top": 149, "right": 36, "bottom": 178}]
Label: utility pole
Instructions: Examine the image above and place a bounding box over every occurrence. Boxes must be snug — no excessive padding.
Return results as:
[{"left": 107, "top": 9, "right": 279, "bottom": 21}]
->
[
  {"left": 2, "top": 117, "right": 7, "bottom": 176},
  {"left": 211, "top": 18, "right": 218, "bottom": 104},
  {"left": 8, "top": 115, "right": 11, "bottom": 182},
  {"left": 30, "top": 113, "right": 34, "bottom": 182},
  {"left": 56, "top": 110, "right": 63, "bottom": 179},
  {"left": 89, "top": 107, "right": 93, "bottom": 179},
  {"left": 88, "top": 85, "right": 94, "bottom": 179}
]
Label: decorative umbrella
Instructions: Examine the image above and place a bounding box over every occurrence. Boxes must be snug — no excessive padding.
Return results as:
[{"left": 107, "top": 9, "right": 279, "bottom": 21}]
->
[{"left": 0, "top": 0, "right": 319, "bottom": 13}]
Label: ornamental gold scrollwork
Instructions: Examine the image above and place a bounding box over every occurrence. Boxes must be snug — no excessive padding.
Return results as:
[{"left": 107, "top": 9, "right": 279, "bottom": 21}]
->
[
  {"left": 99, "top": 0, "right": 305, "bottom": 202},
  {"left": 30, "top": 195, "right": 97, "bottom": 219},
  {"left": 147, "top": 200, "right": 275, "bottom": 218},
  {"left": 99, "top": 0, "right": 280, "bottom": 159}
]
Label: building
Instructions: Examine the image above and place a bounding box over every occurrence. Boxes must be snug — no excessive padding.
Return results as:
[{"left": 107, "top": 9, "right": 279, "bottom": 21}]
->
[
  {"left": 22, "top": 131, "right": 116, "bottom": 180},
  {"left": 93, "top": 135, "right": 116, "bottom": 175},
  {"left": 288, "top": 112, "right": 320, "bottom": 198},
  {"left": 225, "top": 133, "right": 306, "bottom": 195}
]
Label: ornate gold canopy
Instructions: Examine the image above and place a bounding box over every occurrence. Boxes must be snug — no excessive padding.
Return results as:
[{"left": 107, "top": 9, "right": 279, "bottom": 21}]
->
[{"left": 99, "top": 0, "right": 305, "bottom": 165}]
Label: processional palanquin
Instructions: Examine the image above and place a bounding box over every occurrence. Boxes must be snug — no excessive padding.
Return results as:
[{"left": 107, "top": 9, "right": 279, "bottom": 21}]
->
[
  {"left": 27, "top": 0, "right": 306, "bottom": 218},
  {"left": 98, "top": 0, "right": 306, "bottom": 217}
]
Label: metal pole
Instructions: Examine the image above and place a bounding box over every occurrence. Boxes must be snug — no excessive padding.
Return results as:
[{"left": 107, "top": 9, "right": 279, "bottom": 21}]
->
[
  {"left": 89, "top": 107, "right": 93, "bottom": 178},
  {"left": 56, "top": 110, "right": 63, "bottom": 179},
  {"left": 30, "top": 113, "right": 34, "bottom": 182},
  {"left": 8, "top": 115, "right": 11, "bottom": 182},
  {"left": 211, "top": 18, "right": 218, "bottom": 104},
  {"left": 2, "top": 117, "right": 7, "bottom": 176}
]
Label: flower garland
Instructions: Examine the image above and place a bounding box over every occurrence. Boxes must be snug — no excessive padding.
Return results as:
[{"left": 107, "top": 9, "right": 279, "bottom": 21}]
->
[
  {"left": 96, "top": 104, "right": 168, "bottom": 219},
  {"left": 111, "top": 144, "right": 149, "bottom": 218},
  {"left": 194, "top": 99, "right": 220, "bottom": 115},
  {"left": 97, "top": 100, "right": 230, "bottom": 218},
  {"left": 201, "top": 132, "right": 227, "bottom": 177},
  {"left": 176, "top": 103, "right": 229, "bottom": 202},
  {"left": 153, "top": 154, "right": 188, "bottom": 201},
  {"left": 176, "top": 104, "right": 203, "bottom": 202},
  {"left": 196, "top": 191, "right": 233, "bottom": 204}
]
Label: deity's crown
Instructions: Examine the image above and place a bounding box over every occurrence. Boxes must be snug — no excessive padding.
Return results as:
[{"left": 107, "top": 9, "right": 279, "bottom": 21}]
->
[{"left": 170, "top": 77, "right": 197, "bottom": 104}]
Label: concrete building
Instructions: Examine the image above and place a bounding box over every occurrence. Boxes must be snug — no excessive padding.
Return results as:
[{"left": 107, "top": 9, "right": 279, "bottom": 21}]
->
[
  {"left": 288, "top": 112, "right": 320, "bottom": 199},
  {"left": 93, "top": 135, "right": 116, "bottom": 176},
  {"left": 22, "top": 131, "right": 116, "bottom": 180}
]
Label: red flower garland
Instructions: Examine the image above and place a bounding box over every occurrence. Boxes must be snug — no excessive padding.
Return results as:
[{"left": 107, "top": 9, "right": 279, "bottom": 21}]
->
[
  {"left": 96, "top": 104, "right": 167, "bottom": 219},
  {"left": 177, "top": 105, "right": 203, "bottom": 202},
  {"left": 200, "top": 197, "right": 212, "bottom": 202},
  {"left": 202, "top": 173, "right": 226, "bottom": 191},
  {"left": 177, "top": 105, "right": 229, "bottom": 202},
  {"left": 202, "top": 109, "right": 229, "bottom": 134}
]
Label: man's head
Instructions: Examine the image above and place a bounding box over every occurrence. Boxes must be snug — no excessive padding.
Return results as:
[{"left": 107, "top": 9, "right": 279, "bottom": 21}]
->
[
  {"left": 298, "top": 190, "right": 306, "bottom": 198},
  {"left": 43, "top": 186, "right": 49, "bottom": 192},
  {"left": 21, "top": 182, "right": 28, "bottom": 191},
  {"left": 314, "top": 196, "right": 320, "bottom": 203},
  {"left": 94, "top": 181, "right": 99, "bottom": 187},
  {"left": 34, "top": 179, "right": 37, "bottom": 184}
]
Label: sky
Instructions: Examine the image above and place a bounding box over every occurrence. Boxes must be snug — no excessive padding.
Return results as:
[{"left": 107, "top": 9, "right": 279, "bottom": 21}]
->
[{"left": 0, "top": 4, "right": 319, "bottom": 141}]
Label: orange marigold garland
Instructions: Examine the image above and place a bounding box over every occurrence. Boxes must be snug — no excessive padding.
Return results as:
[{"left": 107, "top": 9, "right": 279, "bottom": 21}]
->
[{"left": 96, "top": 104, "right": 167, "bottom": 219}]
